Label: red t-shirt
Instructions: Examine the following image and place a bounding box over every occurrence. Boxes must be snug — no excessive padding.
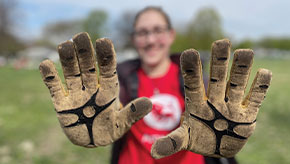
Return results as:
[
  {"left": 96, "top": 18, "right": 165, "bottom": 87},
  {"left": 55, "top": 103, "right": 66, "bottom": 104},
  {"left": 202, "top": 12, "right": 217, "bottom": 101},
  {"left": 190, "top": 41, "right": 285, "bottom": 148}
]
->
[{"left": 119, "top": 62, "right": 204, "bottom": 164}]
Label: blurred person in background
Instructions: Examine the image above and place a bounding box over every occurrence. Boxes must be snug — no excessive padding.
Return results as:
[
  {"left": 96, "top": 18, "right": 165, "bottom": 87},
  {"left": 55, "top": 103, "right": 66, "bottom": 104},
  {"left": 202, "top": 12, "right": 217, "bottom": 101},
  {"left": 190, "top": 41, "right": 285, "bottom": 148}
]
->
[{"left": 111, "top": 6, "right": 237, "bottom": 164}]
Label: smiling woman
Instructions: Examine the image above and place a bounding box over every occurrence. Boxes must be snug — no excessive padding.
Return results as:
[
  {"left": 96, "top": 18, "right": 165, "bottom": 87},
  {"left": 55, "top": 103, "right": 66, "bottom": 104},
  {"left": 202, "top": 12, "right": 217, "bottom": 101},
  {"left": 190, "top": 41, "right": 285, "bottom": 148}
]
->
[
  {"left": 132, "top": 7, "right": 175, "bottom": 77},
  {"left": 112, "top": 6, "right": 241, "bottom": 164},
  {"left": 1, "top": 0, "right": 289, "bottom": 164}
]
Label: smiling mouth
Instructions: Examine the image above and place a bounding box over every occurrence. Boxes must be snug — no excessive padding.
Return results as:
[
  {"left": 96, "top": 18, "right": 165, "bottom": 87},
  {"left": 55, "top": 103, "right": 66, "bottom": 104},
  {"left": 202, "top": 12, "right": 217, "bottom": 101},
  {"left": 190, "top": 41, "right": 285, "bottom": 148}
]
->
[
  {"left": 143, "top": 44, "right": 164, "bottom": 52},
  {"left": 144, "top": 44, "right": 155, "bottom": 51}
]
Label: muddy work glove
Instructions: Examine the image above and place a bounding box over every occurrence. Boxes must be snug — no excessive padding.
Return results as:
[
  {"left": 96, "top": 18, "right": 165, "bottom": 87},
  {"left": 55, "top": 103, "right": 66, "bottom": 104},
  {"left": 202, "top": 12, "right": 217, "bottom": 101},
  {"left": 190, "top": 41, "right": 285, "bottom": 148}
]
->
[
  {"left": 39, "top": 32, "right": 152, "bottom": 147},
  {"left": 151, "top": 39, "right": 272, "bottom": 158}
]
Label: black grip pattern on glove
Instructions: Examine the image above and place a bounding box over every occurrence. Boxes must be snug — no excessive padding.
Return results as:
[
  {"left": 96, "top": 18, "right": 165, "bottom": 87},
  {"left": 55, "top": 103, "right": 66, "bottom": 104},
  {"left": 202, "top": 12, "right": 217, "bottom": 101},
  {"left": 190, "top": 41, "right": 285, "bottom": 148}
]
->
[
  {"left": 57, "top": 88, "right": 116, "bottom": 146},
  {"left": 189, "top": 100, "right": 255, "bottom": 156}
]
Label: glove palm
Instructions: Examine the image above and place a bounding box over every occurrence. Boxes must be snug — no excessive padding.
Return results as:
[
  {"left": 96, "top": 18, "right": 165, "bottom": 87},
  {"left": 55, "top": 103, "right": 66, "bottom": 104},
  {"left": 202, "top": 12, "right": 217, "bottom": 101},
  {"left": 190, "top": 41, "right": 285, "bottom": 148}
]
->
[
  {"left": 151, "top": 39, "right": 272, "bottom": 158},
  {"left": 40, "top": 32, "right": 152, "bottom": 147}
]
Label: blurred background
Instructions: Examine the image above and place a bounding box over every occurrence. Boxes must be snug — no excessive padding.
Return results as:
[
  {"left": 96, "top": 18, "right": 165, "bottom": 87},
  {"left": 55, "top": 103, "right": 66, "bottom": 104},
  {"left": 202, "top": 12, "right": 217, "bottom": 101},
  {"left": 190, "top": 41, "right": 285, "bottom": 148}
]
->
[{"left": 0, "top": 0, "right": 290, "bottom": 163}]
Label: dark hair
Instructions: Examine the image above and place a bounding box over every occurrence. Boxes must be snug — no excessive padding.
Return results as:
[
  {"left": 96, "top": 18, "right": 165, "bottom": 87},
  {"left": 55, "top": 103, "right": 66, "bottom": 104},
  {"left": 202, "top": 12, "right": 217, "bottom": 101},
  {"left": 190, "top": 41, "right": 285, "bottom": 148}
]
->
[{"left": 133, "top": 6, "right": 172, "bottom": 30}]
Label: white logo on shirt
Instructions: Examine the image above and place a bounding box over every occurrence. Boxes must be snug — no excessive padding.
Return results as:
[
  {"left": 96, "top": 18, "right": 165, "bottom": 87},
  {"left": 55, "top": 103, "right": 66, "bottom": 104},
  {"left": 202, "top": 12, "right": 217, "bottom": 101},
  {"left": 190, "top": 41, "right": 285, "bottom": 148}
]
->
[
  {"left": 143, "top": 93, "right": 181, "bottom": 131},
  {"left": 141, "top": 134, "right": 164, "bottom": 144}
]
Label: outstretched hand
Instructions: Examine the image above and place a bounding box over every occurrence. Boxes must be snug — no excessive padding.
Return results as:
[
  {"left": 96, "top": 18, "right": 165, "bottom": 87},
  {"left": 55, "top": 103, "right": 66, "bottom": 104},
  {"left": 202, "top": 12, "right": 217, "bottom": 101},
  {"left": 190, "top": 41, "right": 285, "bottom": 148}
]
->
[
  {"left": 151, "top": 39, "right": 272, "bottom": 158},
  {"left": 39, "top": 32, "right": 152, "bottom": 147}
]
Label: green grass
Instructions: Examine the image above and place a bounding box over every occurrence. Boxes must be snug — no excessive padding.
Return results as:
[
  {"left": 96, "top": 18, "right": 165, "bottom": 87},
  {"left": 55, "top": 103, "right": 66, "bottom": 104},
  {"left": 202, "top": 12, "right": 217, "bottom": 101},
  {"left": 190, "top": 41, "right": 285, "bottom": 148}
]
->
[
  {"left": 236, "top": 59, "right": 290, "bottom": 164},
  {"left": 0, "top": 66, "right": 110, "bottom": 164},
  {"left": 0, "top": 58, "right": 289, "bottom": 164}
]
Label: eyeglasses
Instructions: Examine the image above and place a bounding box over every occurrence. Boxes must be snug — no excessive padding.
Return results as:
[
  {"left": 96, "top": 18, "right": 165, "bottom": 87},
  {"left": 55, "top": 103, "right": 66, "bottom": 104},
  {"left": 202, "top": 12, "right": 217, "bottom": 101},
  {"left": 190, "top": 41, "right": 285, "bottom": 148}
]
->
[{"left": 133, "top": 26, "right": 170, "bottom": 40}]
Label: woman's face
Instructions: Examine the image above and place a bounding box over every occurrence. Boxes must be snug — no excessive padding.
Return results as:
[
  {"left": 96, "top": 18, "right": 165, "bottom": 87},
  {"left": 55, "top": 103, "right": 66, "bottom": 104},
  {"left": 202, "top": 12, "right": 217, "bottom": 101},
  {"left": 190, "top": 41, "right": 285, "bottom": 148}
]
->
[{"left": 133, "top": 10, "right": 175, "bottom": 67}]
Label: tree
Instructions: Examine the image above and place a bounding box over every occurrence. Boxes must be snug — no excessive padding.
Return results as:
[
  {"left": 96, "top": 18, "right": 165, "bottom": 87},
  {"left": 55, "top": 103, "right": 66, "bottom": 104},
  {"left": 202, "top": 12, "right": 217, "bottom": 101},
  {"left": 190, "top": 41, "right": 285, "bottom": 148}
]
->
[
  {"left": 43, "top": 20, "right": 83, "bottom": 46},
  {"left": 0, "top": 32, "right": 24, "bottom": 57},
  {"left": 170, "top": 32, "right": 194, "bottom": 53},
  {"left": 42, "top": 9, "right": 108, "bottom": 47},
  {"left": 114, "top": 10, "right": 136, "bottom": 49},
  {"left": 83, "top": 10, "right": 108, "bottom": 42},
  {"left": 0, "top": 0, "right": 17, "bottom": 34},
  {"left": 234, "top": 39, "right": 255, "bottom": 49},
  {"left": 0, "top": 0, "right": 24, "bottom": 57},
  {"left": 258, "top": 37, "right": 290, "bottom": 50},
  {"left": 187, "top": 7, "right": 224, "bottom": 50}
]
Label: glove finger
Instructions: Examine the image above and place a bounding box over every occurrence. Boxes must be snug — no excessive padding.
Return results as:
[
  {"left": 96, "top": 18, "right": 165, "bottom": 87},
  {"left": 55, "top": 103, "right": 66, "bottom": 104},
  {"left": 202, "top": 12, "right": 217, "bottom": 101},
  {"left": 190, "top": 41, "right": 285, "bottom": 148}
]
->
[
  {"left": 226, "top": 49, "right": 253, "bottom": 104},
  {"left": 243, "top": 69, "right": 272, "bottom": 119},
  {"left": 73, "top": 32, "right": 98, "bottom": 91},
  {"left": 181, "top": 49, "right": 206, "bottom": 107},
  {"left": 117, "top": 97, "right": 152, "bottom": 129},
  {"left": 39, "top": 59, "right": 65, "bottom": 108},
  {"left": 58, "top": 40, "right": 82, "bottom": 92},
  {"left": 207, "top": 39, "right": 231, "bottom": 103},
  {"left": 95, "top": 38, "right": 118, "bottom": 91},
  {"left": 151, "top": 124, "right": 188, "bottom": 159}
]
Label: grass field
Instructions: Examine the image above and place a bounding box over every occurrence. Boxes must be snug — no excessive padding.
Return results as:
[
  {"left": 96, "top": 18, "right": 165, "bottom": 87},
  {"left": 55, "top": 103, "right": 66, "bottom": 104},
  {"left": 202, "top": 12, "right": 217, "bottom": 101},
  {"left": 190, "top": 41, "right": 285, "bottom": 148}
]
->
[{"left": 0, "top": 57, "right": 289, "bottom": 164}]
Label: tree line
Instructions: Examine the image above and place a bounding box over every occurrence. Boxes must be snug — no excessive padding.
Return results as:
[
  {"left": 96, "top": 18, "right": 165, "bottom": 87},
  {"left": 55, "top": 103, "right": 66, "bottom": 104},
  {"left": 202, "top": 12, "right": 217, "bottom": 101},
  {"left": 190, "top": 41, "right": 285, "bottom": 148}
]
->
[
  {"left": 1, "top": 2, "right": 290, "bottom": 58},
  {"left": 0, "top": 0, "right": 24, "bottom": 58}
]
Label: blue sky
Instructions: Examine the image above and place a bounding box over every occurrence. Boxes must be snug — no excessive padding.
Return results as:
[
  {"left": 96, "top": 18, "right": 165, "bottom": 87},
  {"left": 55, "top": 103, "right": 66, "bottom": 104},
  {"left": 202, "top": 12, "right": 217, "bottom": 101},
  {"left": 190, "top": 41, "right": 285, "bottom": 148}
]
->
[{"left": 17, "top": 0, "right": 290, "bottom": 41}]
